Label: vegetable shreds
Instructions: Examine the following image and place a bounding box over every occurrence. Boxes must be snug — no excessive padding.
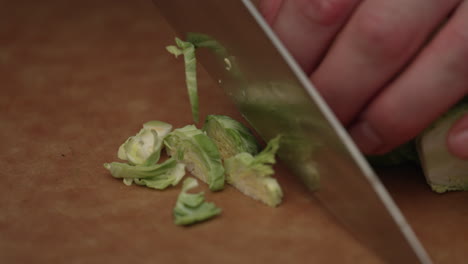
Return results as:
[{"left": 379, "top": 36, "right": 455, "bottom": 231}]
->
[
  {"left": 203, "top": 115, "right": 259, "bottom": 159},
  {"left": 104, "top": 158, "right": 185, "bottom": 190},
  {"left": 174, "top": 177, "right": 221, "bottom": 226},
  {"left": 224, "top": 135, "right": 283, "bottom": 207},
  {"left": 167, "top": 38, "right": 199, "bottom": 123},
  {"left": 164, "top": 125, "right": 225, "bottom": 191},
  {"left": 117, "top": 120, "right": 172, "bottom": 166}
]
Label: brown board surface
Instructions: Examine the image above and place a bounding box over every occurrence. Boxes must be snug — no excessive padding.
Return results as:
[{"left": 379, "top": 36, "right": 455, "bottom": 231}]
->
[{"left": 1, "top": 1, "right": 467, "bottom": 263}]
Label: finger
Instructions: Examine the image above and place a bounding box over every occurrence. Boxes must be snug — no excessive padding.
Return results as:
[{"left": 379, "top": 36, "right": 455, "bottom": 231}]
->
[
  {"left": 259, "top": 0, "right": 360, "bottom": 73},
  {"left": 258, "top": 0, "right": 283, "bottom": 25},
  {"left": 311, "top": 0, "right": 460, "bottom": 124},
  {"left": 447, "top": 110, "right": 468, "bottom": 159},
  {"left": 349, "top": 1, "right": 468, "bottom": 155}
]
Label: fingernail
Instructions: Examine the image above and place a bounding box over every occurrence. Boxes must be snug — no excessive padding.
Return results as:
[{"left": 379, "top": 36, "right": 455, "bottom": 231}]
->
[
  {"left": 349, "top": 121, "right": 382, "bottom": 154},
  {"left": 447, "top": 114, "right": 468, "bottom": 160}
]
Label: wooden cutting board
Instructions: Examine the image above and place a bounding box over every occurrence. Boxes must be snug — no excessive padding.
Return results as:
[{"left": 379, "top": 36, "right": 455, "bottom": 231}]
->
[{"left": 1, "top": 1, "right": 467, "bottom": 263}]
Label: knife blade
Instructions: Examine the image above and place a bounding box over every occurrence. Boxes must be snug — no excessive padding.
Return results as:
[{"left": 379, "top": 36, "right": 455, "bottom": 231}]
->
[{"left": 153, "top": 1, "right": 433, "bottom": 263}]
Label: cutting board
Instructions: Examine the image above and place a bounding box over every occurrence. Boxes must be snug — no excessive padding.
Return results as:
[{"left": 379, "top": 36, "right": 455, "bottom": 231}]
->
[{"left": 1, "top": 1, "right": 467, "bottom": 263}]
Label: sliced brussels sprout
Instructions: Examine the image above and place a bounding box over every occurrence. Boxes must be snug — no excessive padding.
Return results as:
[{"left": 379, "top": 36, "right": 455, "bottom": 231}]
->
[
  {"left": 224, "top": 135, "right": 283, "bottom": 207},
  {"left": 418, "top": 100, "right": 468, "bottom": 193},
  {"left": 117, "top": 120, "right": 172, "bottom": 166},
  {"left": 202, "top": 115, "right": 259, "bottom": 159},
  {"left": 173, "top": 177, "right": 221, "bottom": 226},
  {"left": 164, "top": 125, "right": 225, "bottom": 191},
  {"left": 117, "top": 128, "right": 161, "bottom": 166},
  {"left": 104, "top": 158, "right": 185, "bottom": 190},
  {"left": 166, "top": 38, "right": 199, "bottom": 123},
  {"left": 143, "top": 120, "right": 173, "bottom": 138}
]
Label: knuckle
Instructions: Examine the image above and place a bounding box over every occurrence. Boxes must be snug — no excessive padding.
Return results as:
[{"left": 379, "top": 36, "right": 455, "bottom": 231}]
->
[
  {"left": 352, "top": 11, "right": 413, "bottom": 60},
  {"left": 296, "top": 0, "right": 356, "bottom": 26},
  {"left": 366, "top": 99, "right": 417, "bottom": 145}
]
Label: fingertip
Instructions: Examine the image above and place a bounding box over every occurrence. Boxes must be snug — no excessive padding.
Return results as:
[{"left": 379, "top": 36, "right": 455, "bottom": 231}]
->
[{"left": 447, "top": 113, "right": 468, "bottom": 160}]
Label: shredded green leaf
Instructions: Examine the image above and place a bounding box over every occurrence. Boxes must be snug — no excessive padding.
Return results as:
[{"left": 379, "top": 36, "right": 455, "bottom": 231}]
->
[
  {"left": 173, "top": 177, "right": 221, "bottom": 226},
  {"left": 164, "top": 125, "right": 225, "bottom": 191},
  {"left": 104, "top": 158, "right": 185, "bottom": 190},
  {"left": 167, "top": 38, "right": 199, "bottom": 123},
  {"left": 203, "top": 115, "right": 259, "bottom": 160},
  {"left": 224, "top": 135, "right": 283, "bottom": 207},
  {"left": 117, "top": 120, "right": 172, "bottom": 166}
]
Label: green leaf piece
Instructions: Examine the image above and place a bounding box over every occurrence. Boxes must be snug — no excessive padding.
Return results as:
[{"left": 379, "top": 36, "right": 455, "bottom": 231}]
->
[
  {"left": 224, "top": 136, "right": 283, "bottom": 207},
  {"left": 164, "top": 125, "right": 225, "bottom": 191},
  {"left": 173, "top": 178, "right": 222, "bottom": 226}
]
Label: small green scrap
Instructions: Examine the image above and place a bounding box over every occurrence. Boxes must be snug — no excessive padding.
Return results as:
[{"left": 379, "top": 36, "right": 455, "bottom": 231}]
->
[
  {"left": 104, "top": 158, "right": 185, "bottom": 190},
  {"left": 224, "top": 135, "right": 283, "bottom": 207},
  {"left": 166, "top": 38, "right": 199, "bottom": 123},
  {"left": 173, "top": 177, "right": 222, "bottom": 226},
  {"left": 164, "top": 125, "right": 225, "bottom": 191}
]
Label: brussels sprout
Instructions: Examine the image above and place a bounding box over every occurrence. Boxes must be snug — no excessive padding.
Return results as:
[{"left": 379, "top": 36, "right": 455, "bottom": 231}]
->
[
  {"left": 418, "top": 101, "right": 468, "bottom": 193},
  {"left": 143, "top": 120, "right": 173, "bottom": 138},
  {"left": 202, "top": 115, "right": 259, "bottom": 159},
  {"left": 104, "top": 158, "right": 185, "bottom": 190},
  {"left": 224, "top": 135, "right": 283, "bottom": 207},
  {"left": 166, "top": 38, "right": 199, "bottom": 123},
  {"left": 164, "top": 125, "right": 225, "bottom": 191},
  {"left": 117, "top": 121, "right": 172, "bottom": 166},
  {"left": 173, "top": 177, "right": 222, "bottom": 226}
]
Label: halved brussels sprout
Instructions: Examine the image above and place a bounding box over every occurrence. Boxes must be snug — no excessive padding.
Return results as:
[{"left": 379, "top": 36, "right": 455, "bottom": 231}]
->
[{"left": 164, "top": 125, "right": 225, "bottom": 191}]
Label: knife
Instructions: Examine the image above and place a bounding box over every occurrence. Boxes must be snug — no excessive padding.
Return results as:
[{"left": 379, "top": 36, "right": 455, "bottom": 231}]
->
[{"left": 153, "top": 1, "right": 433, "bottom": 263}]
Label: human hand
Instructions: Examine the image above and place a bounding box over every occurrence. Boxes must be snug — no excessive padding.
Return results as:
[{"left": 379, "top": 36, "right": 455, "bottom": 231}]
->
[{"left": 259, "top": 0, "right": 468, "bottom": 158}]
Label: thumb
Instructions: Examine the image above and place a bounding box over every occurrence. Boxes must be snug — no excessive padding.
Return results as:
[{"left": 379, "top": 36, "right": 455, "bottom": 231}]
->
[{"left": 447, "top": 113, "right": 468, "bottom": 160}]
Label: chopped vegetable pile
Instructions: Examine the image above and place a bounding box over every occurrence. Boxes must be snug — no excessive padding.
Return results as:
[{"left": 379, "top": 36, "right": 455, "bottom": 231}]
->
[
  {"left": 104, "top": 35, "right": 467, "bottom": 227},
  {"left": 104, "top": 116, "right": 282, "bottom": 225},
  {"left": 103, "top": 37, "right": 286, "bottom": 226},
  {"left": 164, "top": 125, "right": 225, "bottom": 191}
]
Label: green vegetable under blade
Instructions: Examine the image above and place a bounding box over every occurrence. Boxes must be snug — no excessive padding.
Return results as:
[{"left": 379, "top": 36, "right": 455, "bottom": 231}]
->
[
  {"left": 104, "top": 158, "right": 185, "bottom": 190},
  {"left": 202, "top": 115, "right": 259, "bottom": 160},
  {"left": 164, "top": 125, "right": 225, "bottom": 191},
  {"left": 167, "top": 38, "right": 199, "bottom": 123},
  {"left": 173, "top": 177, "right": 222, "bottom": 226},
  {"left": 224, "top": 135, "right": 283, "bottom": 207}
]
